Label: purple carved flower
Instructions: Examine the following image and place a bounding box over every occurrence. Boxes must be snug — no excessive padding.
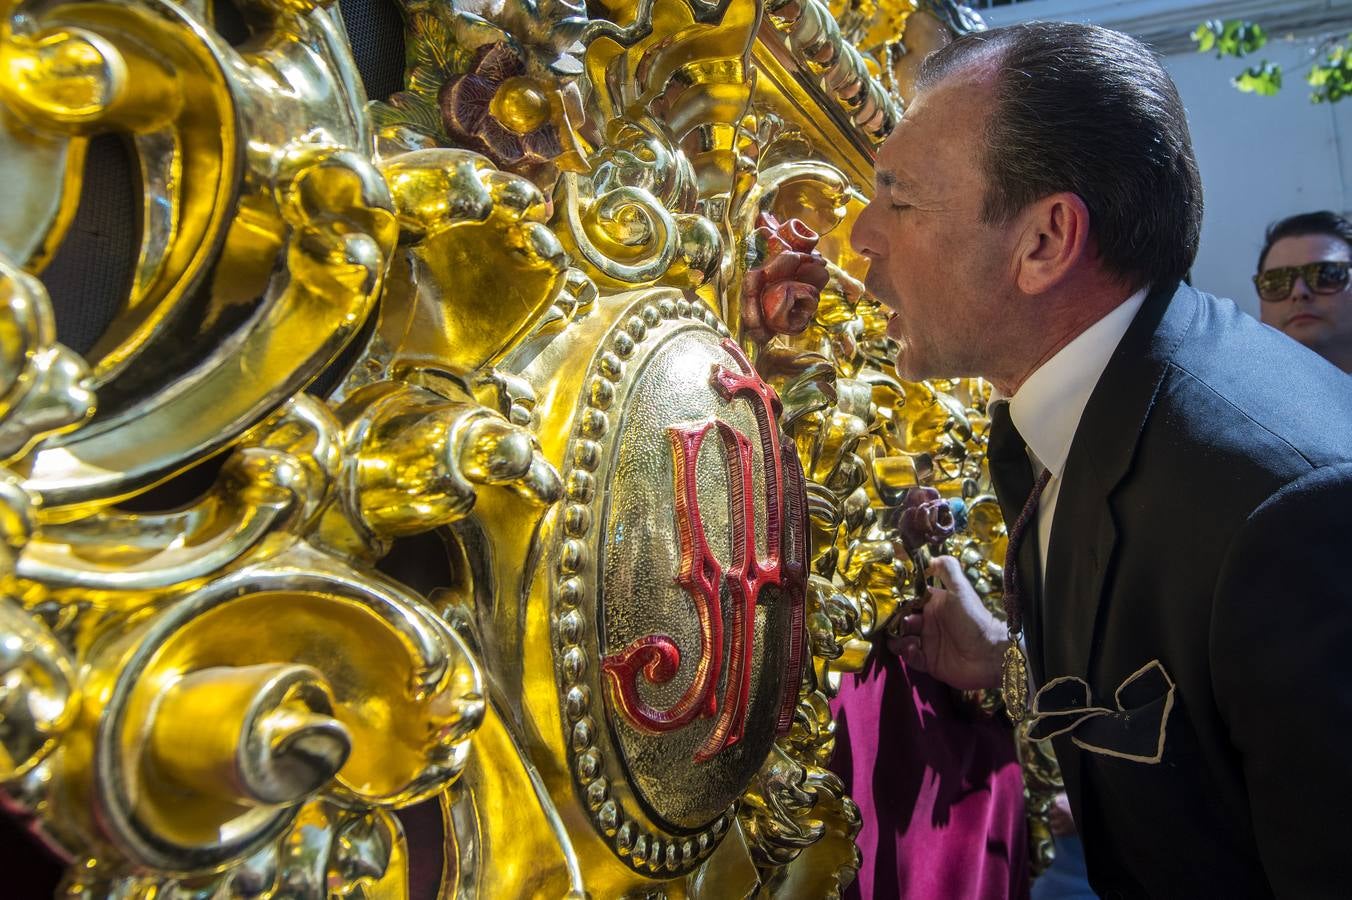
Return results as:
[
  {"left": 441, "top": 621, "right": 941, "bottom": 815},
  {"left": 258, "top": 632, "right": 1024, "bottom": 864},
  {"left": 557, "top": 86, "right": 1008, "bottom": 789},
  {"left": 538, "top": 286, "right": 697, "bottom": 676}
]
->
[
  {"left": 898, "top": 486, "right": 956, "bottom": 553},
  {"left": 438, "top": 42, "right": 562, "bottom": 170}
]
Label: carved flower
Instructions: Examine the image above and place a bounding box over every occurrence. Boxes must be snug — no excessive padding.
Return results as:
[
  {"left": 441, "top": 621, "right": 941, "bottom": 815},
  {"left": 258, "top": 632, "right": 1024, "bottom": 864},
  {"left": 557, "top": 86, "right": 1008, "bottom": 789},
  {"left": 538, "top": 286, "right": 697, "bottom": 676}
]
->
[
  {"left": 898, "top": 486, "right": 957, "bottom": 553},
  {"left": 742, "top": 212, "right": 831, "bottom": 342},
  {"left": 438, "top": 42, "right": 562, "bottom": 170}
]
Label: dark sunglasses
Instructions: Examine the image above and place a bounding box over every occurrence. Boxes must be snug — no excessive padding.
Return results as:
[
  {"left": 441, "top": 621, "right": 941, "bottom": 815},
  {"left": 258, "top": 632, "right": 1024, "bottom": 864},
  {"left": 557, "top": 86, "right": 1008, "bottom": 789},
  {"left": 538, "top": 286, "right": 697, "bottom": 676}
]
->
[{"left": 1253, "top": 260, "right": 1352, "bottom": 302}]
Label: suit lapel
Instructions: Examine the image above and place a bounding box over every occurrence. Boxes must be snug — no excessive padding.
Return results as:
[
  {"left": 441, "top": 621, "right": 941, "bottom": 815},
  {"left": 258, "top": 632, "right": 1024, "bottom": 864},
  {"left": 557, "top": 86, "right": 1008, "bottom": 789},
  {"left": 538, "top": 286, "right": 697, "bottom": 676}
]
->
[
  {"left": 1037, "top": 281, "right": 1195, "bottom": 819},
  {"left": 1041, "top": 462, "right": 1115, "bottom": 682},
  {"left": 1040, "top": 282, "right": 1197, "bottom": 684}
]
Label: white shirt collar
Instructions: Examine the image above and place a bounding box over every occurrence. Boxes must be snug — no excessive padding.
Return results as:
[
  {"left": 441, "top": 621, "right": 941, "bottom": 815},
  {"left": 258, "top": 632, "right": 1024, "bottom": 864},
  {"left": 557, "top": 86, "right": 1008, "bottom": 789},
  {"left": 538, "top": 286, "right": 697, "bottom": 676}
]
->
[{"left": 1002, "top": 287, "right": 1149, "bottom": 478}]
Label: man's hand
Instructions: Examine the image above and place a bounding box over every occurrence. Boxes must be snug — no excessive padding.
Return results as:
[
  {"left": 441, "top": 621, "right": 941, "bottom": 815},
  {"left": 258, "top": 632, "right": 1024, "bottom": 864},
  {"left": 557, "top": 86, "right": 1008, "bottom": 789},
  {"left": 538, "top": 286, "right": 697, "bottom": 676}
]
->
[{"left": 886, "top": 555, "right": 1007, "bottom": 691}]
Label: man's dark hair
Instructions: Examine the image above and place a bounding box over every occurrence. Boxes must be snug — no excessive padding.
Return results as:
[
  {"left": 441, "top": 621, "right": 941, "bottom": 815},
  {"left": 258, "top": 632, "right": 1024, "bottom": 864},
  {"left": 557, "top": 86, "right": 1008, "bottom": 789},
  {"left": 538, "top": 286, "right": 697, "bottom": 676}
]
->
[
  {"left": 917, "top": 22, "right": 1203, "bottom": 292},
  {"left": 1257, "top": 210, "right": 1352, "bottom": 271}
]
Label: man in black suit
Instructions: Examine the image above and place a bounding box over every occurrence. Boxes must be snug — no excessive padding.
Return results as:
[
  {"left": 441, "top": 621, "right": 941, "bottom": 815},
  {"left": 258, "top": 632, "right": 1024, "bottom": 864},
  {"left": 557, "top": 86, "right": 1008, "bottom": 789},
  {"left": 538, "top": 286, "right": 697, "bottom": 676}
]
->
[{"left": 852, "top": 21, "right": 1352, "bottom": 898}]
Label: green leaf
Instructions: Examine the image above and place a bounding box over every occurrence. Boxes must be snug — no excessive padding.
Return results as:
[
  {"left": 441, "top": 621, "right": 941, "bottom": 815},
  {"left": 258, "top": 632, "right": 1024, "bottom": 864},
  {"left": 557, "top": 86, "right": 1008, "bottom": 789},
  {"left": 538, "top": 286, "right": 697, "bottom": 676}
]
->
[
  {"left": 751, "top": 229, "right": 770, "bottom": 265},
  {"left": 1196, "top": 19, "right": 1268, "bottom": 58},
  {"left": 1192, "top": 22, "right": 1217, "bottom": 54},
  {"left": 1233, "top": 61, "right": 1282, "bottom": 96},
  {"left": 1238, "top": 22, "right": 1268, "bottom": 55},
  {"left": 1196, "top": 20, "right": 1351, "bottom": 103},
  {"left": 1307, "top": 35, "right": 1352, "bottom": 103}
]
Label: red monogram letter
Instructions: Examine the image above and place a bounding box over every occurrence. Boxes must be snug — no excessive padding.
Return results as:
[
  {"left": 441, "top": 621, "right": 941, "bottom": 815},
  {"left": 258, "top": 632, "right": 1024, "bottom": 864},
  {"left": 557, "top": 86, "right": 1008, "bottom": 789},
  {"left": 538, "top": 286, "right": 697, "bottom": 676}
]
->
[{"left": 602, "top": 340, "right": 807, "bottom": 761}]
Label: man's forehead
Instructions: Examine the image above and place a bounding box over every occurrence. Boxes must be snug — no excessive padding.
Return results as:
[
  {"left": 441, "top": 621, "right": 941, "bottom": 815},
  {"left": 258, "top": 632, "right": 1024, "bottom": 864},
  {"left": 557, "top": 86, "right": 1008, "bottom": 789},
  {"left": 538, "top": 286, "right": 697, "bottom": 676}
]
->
[
  {"left": 876, "top": 112, "right": 926, "bottom": 174},
  {"left": 914, "top": 68, "right": 996, "bottom": 125},
  {"left": 921, "top": 47, "right": 1004, "bottom": 99},
  {"left": 878, "top": 72, "right": 992, "bottom": 173},
  {"left": 1271, "top": 233, "right": 1352, "bottom": 263}
]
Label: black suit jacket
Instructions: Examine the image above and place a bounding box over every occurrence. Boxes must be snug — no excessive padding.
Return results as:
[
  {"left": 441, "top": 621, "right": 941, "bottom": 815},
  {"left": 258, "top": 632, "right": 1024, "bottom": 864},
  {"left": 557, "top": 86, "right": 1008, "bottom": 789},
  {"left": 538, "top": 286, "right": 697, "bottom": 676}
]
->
[{"left": 996, "top": 282, "right": 1352, "bottom": 898}]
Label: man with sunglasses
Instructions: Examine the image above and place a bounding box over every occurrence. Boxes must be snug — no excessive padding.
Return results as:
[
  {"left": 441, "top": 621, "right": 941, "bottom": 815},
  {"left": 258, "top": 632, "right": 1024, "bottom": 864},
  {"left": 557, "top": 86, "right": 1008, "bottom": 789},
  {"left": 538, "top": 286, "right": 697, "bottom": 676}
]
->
[
  {"left": 1256, "top": 211, "right": 1352, "bottom": 372},
  {"left": 855, "top": 21, "right": 1352, "bottom": 898}
]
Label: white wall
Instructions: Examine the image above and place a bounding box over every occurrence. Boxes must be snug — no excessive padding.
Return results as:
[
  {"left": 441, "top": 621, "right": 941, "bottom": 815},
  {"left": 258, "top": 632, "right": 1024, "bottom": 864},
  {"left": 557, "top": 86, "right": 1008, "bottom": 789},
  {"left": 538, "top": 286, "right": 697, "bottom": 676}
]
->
[{"left": 979, "top": 0, "right": 1352, "bottom": 317}]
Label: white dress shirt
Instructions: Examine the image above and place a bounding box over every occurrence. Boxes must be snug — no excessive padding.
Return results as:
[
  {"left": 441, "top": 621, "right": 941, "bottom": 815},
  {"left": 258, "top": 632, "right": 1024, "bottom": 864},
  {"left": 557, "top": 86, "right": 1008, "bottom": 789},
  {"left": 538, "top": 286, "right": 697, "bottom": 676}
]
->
[{"left": 1001, "top": 287, "right": 1148, "bottom": 585}]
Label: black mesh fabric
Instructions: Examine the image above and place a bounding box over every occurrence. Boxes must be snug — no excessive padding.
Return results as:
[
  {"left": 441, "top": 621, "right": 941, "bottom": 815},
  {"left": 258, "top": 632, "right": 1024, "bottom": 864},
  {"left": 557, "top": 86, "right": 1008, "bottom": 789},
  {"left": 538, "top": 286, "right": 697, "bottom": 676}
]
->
[
  {"left": 38, "top": 133, "right": 138, "bottom": 358},
  {"left": 338, "top": 0, "right": 407, "bottom": 103}
]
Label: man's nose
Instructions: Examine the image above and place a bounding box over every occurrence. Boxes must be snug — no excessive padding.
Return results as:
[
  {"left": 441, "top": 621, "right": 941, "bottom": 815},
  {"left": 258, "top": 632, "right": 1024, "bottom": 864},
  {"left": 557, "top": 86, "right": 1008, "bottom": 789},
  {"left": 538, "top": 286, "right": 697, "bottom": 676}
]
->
[
  {"left": 850, "top": 200, "right": 878, "bottom": 258},
  {"left": 1290, "top": 273, "right": 1314, "bottom": 300}
]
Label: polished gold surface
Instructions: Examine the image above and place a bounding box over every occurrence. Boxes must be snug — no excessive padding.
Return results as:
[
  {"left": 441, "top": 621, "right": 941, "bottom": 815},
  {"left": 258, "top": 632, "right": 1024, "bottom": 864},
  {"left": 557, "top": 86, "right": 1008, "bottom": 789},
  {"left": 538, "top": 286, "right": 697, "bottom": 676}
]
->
[
  {"left": 0, "top": 0, "right": 1013, "bottom": 896},
  {"left": 4, "top": 0, "right": 398, "bottom": 509},
  {"left": 1018, "top": 723, "right": 1066, "bottom": 878}
]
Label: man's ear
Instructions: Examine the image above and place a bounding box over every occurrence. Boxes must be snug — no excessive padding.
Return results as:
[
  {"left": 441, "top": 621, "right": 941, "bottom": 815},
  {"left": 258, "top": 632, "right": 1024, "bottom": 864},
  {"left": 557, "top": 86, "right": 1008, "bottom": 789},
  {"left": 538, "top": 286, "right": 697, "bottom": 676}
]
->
[{"left": 1012, "top": 192, "right": 1091, "bottom": 294}]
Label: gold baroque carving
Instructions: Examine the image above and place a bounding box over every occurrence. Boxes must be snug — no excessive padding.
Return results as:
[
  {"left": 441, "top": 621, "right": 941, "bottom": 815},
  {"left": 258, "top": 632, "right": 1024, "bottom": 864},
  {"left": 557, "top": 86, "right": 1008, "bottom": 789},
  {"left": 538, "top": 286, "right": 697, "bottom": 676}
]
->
[
  {"left": 0, "top": 0, "right": 1016, "bottom": 895},
  {"left": 2, "top": 0, "right": 397, "bottom": 508}
]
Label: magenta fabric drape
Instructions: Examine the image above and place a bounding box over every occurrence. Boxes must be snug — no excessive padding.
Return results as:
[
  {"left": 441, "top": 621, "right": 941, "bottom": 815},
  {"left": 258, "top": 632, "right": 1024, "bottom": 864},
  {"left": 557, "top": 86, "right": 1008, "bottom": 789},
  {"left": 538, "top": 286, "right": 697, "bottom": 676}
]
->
[{"left": 830, "top": 646, "right": 1031, "bottom": 900}]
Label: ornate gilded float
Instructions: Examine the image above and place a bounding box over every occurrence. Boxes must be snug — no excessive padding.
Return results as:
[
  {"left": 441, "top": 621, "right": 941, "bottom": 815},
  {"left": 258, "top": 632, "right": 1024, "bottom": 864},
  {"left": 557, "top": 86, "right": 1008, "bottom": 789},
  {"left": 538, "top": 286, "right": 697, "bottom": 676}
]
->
[{"left": 0, "top": 0, "right": 1057, "bottom": 894}]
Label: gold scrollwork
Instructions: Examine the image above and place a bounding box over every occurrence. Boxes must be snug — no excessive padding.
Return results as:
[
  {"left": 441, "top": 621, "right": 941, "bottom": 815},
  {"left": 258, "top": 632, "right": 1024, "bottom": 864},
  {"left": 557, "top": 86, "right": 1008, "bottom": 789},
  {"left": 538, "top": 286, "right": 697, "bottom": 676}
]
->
[
  {"left": 558, "top": 172, "right": 679, "bottom": 287},
  {"left": 40, "top": 546, "right": 483, "bottom": 876},
  {"left": 380, "top": 147, "right": 568, "bottom": 376},
  {"left": 0, "top": 256, "right": 95, "bottom": 462},
  {"left": 3, "top": 0, "right": 397, "bottom": 508},
  {"left": 0, "top": 595, "right": 76, "bottom": 782},
  {"left": 17, "top": 396, "right": 341, "bottom": 591},
  {"left": 0, "top": 0, "right": 1006, "bottom": 895},
  {"left": 330, "top": 379, "right": 560, "bottom": 553}
]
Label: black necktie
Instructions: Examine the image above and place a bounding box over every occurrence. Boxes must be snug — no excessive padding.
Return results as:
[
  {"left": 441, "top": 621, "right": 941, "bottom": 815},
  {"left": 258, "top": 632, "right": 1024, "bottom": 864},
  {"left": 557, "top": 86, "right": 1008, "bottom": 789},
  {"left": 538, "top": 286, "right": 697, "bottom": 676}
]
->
[
  {"left": 987, "top": 402, "right": 1051, "bottom": 718},
  {"left": 986, "top": 407, "right": 1177, "bottom": 755}
]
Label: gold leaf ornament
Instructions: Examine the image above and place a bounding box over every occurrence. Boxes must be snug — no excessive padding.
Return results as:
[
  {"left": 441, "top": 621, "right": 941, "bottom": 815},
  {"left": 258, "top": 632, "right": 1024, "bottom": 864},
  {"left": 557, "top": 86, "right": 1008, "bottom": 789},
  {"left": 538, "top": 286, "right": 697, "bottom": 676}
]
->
[{"left": 381, "top": 148, "right": 568, "bottom": 376}]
